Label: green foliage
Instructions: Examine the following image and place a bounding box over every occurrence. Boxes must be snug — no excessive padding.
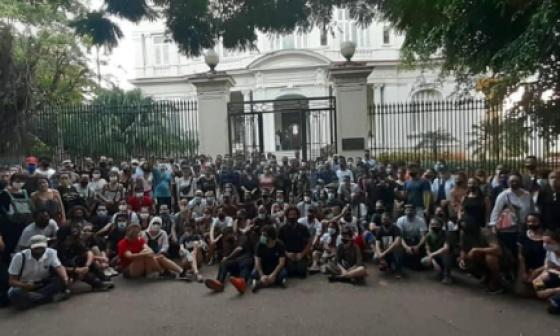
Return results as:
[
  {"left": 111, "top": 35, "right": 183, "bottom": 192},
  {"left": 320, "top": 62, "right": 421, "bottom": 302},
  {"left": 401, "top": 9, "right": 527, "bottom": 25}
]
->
[
  {"left": 38, "top": 89, "right": 199, "bottom": 160},
  {"left": 70, "top": 11, "right": 124, "bottom": 49}
]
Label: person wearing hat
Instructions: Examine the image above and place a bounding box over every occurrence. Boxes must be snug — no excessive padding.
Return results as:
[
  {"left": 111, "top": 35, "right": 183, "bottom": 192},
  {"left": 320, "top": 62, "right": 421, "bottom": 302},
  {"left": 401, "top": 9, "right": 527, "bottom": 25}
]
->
[{"left": 7, "top": 235, "right": 69, "bottom": 309}]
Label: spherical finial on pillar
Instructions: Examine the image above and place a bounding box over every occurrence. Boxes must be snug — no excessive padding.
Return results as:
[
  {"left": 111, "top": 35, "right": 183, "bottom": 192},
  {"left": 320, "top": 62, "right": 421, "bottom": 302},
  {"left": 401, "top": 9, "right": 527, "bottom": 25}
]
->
[
  {"left": 340, "top": 41, "right": 356, "bottom": 62},
  {"left": 204, "top": 49, "right": 219, "bottom": 72}
]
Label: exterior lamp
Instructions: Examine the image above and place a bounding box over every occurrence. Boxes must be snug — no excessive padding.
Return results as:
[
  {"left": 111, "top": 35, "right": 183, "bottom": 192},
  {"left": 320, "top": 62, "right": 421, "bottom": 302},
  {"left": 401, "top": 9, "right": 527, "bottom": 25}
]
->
[
  {"left": 204, "top": 49, "right": 219, "bottom": 73},
  {"left": 340, "top": 41, "right": 356, "bottom": 62}
]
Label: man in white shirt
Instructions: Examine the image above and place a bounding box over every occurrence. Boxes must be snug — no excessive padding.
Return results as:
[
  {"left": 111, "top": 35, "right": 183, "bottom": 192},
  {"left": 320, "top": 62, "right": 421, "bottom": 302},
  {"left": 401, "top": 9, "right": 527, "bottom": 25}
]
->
[
  {"left": 17, "top": 209, "right": 59, "bottom": 251},
  {"left": 8, "top": 235, "right": 69, "bottom": 309}
]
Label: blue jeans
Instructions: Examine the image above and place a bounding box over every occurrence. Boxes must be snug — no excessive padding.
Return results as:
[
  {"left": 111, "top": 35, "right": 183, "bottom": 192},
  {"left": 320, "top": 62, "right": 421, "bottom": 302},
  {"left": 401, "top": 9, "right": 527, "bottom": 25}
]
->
[
  {"left": 251, "top": 268, "right": 287, "bottom": 287},
  {"left": 217, "top": 256, "right": 253, "bottom": 283},
  {"left": 383, "top": 251, "right": 403, "bottom": 273},
  {"left": 8, "top": 276, "right": 64, "bottom": 309}
]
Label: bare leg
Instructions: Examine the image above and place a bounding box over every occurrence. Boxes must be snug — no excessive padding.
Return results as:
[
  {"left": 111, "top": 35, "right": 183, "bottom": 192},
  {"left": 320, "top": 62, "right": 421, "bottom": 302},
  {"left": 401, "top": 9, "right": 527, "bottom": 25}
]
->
[
  {"left": 144, "top": 256, "right": 163, "bottom": 274},
  {"left": 155, "top": 255, "right": 183, "bottom": 274},
  {"left": 125, "top": 259, "right": 146, "bottom": 278},
  {"left": 342, "top": 266, "right": 367, "bottom": 279},
  {"left": 485, "top": 254, "right": 501, "bottom": 289}
]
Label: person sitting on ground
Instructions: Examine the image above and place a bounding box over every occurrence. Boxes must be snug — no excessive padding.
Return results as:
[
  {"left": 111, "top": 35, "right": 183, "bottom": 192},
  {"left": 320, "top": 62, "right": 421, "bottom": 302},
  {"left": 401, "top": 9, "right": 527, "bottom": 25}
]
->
[
  {"left": 252, "top": 225, "right": 287, "bottom": 292},
  {"left": 7, "top": 235, "right": 70, "bottom": 309},
  {"left": 516, "top": 213, "right": 546, "bottom": 295},
  {"left": 17, "top": 208, "right": 59, "bottom": 251},
  {"left": 311, "top": 221, "right": 339, "bottom": 273},
  {"left": 459, "top": 216, "right": 504, "bottom": 293},
  {"left": 421, "top": 218, "right": 452, "bottom": 284},
  {"left": 204, "top": 224, "right": 256, "bottom": 294},
  {"left": 327, "top": 226, "right": 367, "bottom": 284},
  {"left": 396, "top": 204, "right": 428, "bottom": 270},
  {"left": 178, "top": 225, "right": 205, "bottom": 282},
  {"left": 142, "top": 217, "right": 170, "bottom": 257},
  {"left": 118, "top": 223, "right": 183, "bottom": 279},
  {"left": 80, "top": 222, "right": 116, "bottom": 277},
  {"left": 208, "top": 207, "right": 233, "bottom": 265},
  {"left": 278, "top": 206, "right": 311, "bottom": 278},
  {"left": 56, "top": 224, "right": 114, "bottom": 292},
  {"left": 97, "top": 212, "right": 129, "bottom": 263},
  {"left": 374, "top": 212, "right": 403, "bottom": 278},
  {"left": 532, "top": 229, "right": 560, "bottom": 315}
]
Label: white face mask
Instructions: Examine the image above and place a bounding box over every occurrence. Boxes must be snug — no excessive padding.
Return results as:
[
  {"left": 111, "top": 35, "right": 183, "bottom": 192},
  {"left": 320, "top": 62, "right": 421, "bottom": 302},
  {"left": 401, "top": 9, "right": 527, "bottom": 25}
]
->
[
  {"left": 304, "top": 196, "right": 311, "bottom": 203},
  {"left": 109, "top": 176, "right": 118, "bottom": 183},
  {"left": 140, "top": 213, "right": 150, "bottom": 219},
  {"left": 118, "top": 205, "right": 127, "bottom": 212},
  {"left": 150, "top": 224, "right": 161, "bottom": 233},
  {"left": 12, "top": 182, "right": 24, "bottom": 190},
  {"left": 328, "top": 228, "right": 336, "bottom": 235},
  {"left": 135, "top": 192, "right": 144, "bottom": 198},
  {"left": 93, "top": 173, "right": 101, "bottom": 179}
]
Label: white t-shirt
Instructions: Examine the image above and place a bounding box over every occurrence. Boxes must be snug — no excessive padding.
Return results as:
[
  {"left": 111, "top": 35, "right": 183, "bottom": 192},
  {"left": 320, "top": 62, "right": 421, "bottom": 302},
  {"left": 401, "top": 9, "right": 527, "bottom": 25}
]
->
[
  {"left": 8, "top": 248, "right": 62, "bottom": 283},
  {"left": 298, "top": 217, "right": 322, "bottom": 237},
  {"left": 546, "top": 251, "right": 560, "bottom": 268},
  {"left": 17, "top": 220, "right": 59, "bottom": 250}
]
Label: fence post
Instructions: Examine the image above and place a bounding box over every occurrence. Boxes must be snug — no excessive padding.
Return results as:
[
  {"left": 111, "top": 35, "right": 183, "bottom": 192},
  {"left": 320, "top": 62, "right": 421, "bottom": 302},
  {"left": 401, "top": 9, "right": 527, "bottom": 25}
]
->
[
  {"left": 328, "top": 63, "right": 374, "bottom": 158},
  {"left": 189, "top": 72, "right": 236, "bottom": 158}
]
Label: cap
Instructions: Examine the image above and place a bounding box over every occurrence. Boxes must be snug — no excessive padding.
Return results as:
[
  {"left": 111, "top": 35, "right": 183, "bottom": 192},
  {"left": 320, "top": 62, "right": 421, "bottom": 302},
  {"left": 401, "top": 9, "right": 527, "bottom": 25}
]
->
[
  {"left": 25, "top": 156, "right": 38, "bottom": 165},
  {"left": 30, "top": 235, "right": 48, "bottom": 249},
  {"left": 62, "top": 159, "right": 72, "bottom": 165}
]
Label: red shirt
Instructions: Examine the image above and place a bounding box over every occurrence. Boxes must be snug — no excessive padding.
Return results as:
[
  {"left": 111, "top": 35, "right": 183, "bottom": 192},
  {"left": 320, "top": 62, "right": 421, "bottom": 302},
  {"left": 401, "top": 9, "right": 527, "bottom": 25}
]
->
[
  {"left": 127, "top": 195, "right": 153, "bottom": 213},
  {"left": 118, "top": 237, "right": 146, "bottom": 268}
]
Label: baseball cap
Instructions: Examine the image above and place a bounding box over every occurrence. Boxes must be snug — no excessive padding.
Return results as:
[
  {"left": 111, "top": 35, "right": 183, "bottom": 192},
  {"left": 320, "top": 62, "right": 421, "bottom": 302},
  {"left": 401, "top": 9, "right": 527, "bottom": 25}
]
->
[
  {"left": 30, "top": 235, "right": 48, "bottom": 249},
  {"left": 25, "top": 156, "right": 38, "bottom": 165}
]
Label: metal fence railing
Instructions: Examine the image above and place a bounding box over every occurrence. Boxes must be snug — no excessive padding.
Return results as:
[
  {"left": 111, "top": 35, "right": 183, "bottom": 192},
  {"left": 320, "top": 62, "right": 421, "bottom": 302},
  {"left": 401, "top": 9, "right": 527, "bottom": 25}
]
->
[
  {"left": 369, "top": 99, "right": 560, "bottom": 172},
  {"left": 28, "top": 100, "right": 199, "bottom": 164}
]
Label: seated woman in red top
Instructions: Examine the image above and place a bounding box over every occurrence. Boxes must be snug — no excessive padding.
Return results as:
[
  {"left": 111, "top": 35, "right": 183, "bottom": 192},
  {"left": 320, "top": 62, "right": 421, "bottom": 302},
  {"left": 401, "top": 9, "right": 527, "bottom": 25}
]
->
[{"left": 118, "top": 223, "right": 183, "bottom": 279}]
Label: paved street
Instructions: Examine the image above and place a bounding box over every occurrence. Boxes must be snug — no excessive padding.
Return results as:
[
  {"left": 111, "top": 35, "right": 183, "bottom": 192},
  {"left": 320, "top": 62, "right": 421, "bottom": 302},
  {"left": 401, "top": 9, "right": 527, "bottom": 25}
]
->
[{"left": 1, "top": 267, "right": 558, "bottom": 336}]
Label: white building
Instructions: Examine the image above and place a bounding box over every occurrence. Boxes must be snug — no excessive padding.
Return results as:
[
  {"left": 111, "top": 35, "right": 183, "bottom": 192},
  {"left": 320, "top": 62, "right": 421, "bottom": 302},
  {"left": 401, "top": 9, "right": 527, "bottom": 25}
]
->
[{"left": 129, "top": 8, "right": 481, "bottom": 159}]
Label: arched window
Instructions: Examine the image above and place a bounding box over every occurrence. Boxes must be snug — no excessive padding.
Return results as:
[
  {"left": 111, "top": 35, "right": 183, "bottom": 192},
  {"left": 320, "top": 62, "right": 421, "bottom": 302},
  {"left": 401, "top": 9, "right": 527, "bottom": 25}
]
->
[{"left": 411, "top": 89, "right": 442, "bottom": 133}]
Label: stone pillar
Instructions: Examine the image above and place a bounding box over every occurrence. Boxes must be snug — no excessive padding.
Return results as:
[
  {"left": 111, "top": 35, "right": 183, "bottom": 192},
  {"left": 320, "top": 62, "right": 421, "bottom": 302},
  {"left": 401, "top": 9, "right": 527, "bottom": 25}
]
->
[
  {"left": 328, "top": 63, "right": 374, "bottom": 158},
  {"left": 189, "top": 72, "right": 236, "bottom": 158}
]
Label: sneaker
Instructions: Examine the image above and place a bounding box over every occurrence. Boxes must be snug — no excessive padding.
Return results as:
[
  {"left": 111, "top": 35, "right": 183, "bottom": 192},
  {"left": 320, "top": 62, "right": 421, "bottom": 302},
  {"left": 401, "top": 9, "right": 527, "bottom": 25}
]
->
[
  {"left": 195, "top": 272, "right": 204, "bottom": 283},
  {"left": 207, "top": 257, "right": 214, "bottom": 266},
  {"left": 279, "top": 277, "right": 287, "bottom": 288},
  {"left": 204, "top": 279, "right": 224, "bottom": 292},
  {"left": 92, "top": 281, "right": 115, "bottom": 292},
  {"left": 52, "top": 290, "right": 71, "bottom": 303},
  {"left": 308, "top": 265, "right": 321, "bottom": 274},
  {"left": 230, "top": 277, "right": 247, "bottom": 294},
  {"left": 251, "top": 279, "right": 261, "bottom": 293}
]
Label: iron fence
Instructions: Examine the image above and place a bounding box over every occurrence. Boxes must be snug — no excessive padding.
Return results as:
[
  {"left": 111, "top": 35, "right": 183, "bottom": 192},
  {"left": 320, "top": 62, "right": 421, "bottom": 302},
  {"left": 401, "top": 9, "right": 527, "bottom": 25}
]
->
[
  {"left": 228, "top": 96, "right": 336, "bottom": 161},
  {"left": 369, "top": 99, "right": 560, "bottom": 172},
  {"left": 28, "top": 100, "right": 199, "bottom": 164}
]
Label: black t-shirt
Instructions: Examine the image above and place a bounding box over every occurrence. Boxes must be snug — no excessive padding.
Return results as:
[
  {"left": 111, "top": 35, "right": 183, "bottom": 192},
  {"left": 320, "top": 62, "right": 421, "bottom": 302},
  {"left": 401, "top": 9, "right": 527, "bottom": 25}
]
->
[
  {"left": 278, "top": 222, "right": 311, "bottom": 253},
  {"left": 336, "top": 242, "right": 362, "bottom": 269},
  {"left": 518, "top": 232, "right": 546, "bottom": 270},
  {"left": 376, "top": 225, "right": 401, "bottom": 250},
  {"left": 58, "top": 186, "right": 84, "bottom": 213},
  {"left": 256, "top": 240, "right": 286, "bottom": 275}
]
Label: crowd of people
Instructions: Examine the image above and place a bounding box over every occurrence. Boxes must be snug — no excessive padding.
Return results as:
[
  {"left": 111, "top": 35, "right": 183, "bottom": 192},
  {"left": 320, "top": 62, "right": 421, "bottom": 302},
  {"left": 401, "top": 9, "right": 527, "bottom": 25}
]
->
[{"left": 0, "top": 152, "right": 559, "bottom": 314}]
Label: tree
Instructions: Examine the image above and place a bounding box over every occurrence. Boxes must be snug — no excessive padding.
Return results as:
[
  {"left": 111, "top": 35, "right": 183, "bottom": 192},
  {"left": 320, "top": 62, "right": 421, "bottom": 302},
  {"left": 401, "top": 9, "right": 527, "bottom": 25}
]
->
[
  {"left": 67, "top": 1, "right": 559, "bottom": 134},
  {"left": 46, "top": 89, "right": 199, "bottom": 160},
  {"left": 408, "top": 129, "right": 457, "bottom": 161}
]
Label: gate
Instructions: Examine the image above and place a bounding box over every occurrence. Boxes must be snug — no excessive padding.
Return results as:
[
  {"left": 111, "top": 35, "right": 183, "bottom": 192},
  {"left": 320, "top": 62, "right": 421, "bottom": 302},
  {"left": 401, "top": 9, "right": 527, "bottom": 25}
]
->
[{"left": 227, "top": 94, "right": 336, "bottom": 161}]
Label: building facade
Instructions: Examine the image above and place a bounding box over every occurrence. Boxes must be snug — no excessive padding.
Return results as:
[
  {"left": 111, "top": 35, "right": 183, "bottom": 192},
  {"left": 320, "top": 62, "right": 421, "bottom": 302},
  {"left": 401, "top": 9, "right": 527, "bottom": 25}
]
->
[{"left": 130, "top": 8, "right": 478, "bottom": 158}]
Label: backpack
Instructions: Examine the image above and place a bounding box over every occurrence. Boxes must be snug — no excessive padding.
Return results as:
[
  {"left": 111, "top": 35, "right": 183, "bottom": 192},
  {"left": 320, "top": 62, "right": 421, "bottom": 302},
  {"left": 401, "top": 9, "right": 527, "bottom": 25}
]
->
[{"left": 6, "top": 190, "right": 33, "bottom": 224}]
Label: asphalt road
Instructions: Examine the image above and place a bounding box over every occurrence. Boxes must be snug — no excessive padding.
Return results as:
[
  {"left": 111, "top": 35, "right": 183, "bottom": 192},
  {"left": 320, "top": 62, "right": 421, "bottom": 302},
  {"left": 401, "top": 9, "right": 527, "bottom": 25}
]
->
[{"left": 1, "top": 267, "right": 558, "bottom": 336}]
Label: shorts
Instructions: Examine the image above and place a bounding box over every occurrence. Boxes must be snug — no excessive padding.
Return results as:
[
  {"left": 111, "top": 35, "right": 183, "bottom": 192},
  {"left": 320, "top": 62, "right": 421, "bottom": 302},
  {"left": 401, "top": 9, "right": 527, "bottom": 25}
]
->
[{"left": 180, "top": 249, "right": 194, "bottom": 263}]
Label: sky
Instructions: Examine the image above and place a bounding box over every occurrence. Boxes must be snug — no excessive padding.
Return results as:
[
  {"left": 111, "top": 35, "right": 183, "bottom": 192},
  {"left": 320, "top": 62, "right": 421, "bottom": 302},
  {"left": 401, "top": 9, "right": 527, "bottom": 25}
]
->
[{"left": 88, "top": 0, "right": 137, "bottom": 90}]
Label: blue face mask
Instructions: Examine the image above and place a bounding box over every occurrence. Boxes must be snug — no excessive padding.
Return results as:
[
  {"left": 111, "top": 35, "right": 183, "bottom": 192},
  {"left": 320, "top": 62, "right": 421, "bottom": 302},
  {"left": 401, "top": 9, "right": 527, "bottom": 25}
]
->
[
  {"left": 260, "top": 235, "right": 268, "bottom": 245},
  {"left": 27, "top": 165, "right": 36, "bottom": 174}
]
